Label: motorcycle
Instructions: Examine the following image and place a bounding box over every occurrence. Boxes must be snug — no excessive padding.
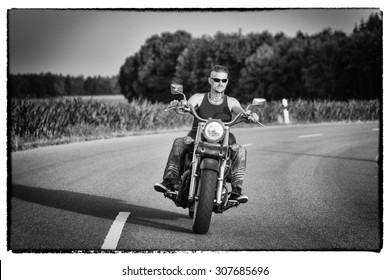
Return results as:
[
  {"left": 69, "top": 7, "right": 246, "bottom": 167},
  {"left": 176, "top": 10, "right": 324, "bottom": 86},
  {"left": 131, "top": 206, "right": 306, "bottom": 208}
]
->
[{"left": 160, "top": 83, "right": 266, "bottom": 234}]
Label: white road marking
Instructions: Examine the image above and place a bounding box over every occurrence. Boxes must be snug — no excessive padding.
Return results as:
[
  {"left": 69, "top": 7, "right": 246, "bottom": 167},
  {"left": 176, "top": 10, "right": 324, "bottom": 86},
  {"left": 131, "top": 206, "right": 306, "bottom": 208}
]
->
[
  {"left": 297, "top": 133, "right": 323, "bottom": 138},
  {"left": 372, "top": 128, "right": 379, "bottom": 131},
  {"left": 242, "top": 143, "right": 253, "bottom": 147},
  {"left": 101, "top": 212, "right": 130, "bottom": 250}
]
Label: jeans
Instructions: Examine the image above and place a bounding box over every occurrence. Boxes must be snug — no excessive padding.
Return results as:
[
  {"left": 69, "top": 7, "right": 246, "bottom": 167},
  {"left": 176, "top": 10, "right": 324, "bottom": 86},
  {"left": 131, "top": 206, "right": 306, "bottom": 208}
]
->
[{"left": 162, "top": 132, "right": 247, "bottom": 189}]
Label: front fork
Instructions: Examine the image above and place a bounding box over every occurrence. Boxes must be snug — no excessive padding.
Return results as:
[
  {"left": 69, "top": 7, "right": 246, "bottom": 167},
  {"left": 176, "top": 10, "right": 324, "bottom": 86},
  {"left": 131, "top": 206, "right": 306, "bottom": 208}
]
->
[
  {"left": 188, "top": 125, "right": 230, "bottom": 206},
  {"left": 216, "top": 128, "right": 230, "bottom": 205},
  {"left": 188, "top": 124, "right": 203, "bottom": 203}
]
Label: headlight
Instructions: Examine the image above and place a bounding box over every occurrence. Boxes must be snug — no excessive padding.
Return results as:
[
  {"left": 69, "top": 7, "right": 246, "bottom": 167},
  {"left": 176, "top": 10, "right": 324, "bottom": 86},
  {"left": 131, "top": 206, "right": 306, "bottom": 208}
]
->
[{"left": 203, "top": 120, "right": 225, "bottom": 143}]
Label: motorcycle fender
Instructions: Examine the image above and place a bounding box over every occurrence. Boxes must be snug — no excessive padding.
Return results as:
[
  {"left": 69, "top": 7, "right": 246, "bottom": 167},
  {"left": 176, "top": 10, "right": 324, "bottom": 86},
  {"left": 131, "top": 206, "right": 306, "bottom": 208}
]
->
[{"left": 200, "top": 158, "right": 219, "bottom": 172}]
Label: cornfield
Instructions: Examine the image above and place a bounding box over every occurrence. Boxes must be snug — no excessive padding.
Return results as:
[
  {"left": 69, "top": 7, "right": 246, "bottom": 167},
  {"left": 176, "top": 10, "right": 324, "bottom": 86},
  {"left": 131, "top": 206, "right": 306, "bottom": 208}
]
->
[
  {"left": 10, "top": 97, "right": 380, "bottom": 151},
  {"left": 262, "top": 99, "right": 380, "bottom": 124},
  {"left": 10, "top": 97, "right": 193, "bottom": 150}
]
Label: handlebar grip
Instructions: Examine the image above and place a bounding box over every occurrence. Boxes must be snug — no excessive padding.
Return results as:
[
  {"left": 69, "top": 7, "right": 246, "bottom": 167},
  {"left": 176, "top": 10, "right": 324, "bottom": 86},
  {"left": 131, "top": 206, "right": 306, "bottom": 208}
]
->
[{"left": 164, "top": 105, "right": 188, "bottom": 112}]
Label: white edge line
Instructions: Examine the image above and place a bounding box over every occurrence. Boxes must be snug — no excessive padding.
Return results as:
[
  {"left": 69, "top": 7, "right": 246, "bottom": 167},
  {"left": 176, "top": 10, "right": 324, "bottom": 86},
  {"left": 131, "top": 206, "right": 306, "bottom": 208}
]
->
[
  {"left": 242, "top": 143, "right": 253, "bottom": 147},
  {"left": 101, "top": 211, "right": 131, "bottom": 250},
  {"left": 297, "top": 133, "right": 323, "bottom": 138}
]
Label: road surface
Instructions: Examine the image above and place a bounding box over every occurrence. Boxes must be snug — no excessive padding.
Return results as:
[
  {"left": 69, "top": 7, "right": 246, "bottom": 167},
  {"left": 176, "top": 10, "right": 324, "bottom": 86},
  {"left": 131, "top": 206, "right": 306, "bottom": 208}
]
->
[{"left": 10, "top": 122, "right": 381, "bottom": 251}]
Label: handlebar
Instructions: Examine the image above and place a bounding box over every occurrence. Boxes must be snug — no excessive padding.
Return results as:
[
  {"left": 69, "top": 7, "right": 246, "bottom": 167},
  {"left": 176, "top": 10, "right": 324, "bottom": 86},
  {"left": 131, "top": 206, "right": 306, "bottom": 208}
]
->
[{"left": 166, "top": 103, "right": 265, "bottom": 127}]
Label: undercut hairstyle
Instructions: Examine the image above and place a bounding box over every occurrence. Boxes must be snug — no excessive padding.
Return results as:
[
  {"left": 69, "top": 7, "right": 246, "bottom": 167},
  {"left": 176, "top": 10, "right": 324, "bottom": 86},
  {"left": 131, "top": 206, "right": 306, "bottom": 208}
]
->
[{"left": 210, "top": 65, "right": 229, "bottom": 76}]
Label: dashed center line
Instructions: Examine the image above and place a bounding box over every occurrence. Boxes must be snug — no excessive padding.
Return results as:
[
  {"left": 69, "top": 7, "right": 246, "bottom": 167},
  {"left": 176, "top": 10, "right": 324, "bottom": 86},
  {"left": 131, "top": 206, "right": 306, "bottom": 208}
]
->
[
  {"left": 297, "top": 133, "right": 323, "bottom": 138},
  {"left": 101, "top": 211, "right": 130, "bottom": 250}
]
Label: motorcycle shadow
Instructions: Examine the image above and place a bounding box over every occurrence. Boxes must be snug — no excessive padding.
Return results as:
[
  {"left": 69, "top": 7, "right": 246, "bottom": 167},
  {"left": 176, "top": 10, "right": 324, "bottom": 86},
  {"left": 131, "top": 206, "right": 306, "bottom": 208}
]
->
[{"left": 11, "top": 184, "right": 192, "bottom": 234}]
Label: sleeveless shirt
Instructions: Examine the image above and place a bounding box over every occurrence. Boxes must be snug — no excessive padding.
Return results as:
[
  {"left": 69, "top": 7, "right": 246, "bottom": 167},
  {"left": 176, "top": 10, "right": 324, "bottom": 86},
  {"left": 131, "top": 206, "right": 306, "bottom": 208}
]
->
[{"left": 192, "top": 93, "right": 232, "bottom": 129}]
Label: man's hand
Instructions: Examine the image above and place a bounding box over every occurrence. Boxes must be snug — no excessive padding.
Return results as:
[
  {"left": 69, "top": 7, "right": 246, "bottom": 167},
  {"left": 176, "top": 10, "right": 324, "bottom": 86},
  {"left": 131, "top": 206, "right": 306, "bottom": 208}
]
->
[
  {"left": 179, "top": 99, "right": 188, "bottom": 106},
  {"left": 170, "top": 99, "right": 188, "bottom": 107},
  {"left": 245, "top": 109, "right": 260, "bottom": 123},
  {"left": 169, "top": 100, "right": 180, "bottom": 108},
  {"left": 169, "top": 99, "right": 188, "bottom": 114}
]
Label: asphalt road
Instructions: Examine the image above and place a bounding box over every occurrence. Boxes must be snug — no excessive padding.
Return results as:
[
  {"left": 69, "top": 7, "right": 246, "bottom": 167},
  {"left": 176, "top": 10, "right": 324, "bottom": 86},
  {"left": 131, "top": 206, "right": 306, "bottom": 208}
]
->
[{"left": 9, "top": 122, "right": 381, "bottom": 251}]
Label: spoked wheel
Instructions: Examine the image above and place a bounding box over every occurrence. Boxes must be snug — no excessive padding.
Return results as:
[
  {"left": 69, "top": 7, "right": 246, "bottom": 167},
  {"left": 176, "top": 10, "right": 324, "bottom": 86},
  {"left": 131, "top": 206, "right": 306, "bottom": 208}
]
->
[{"left": 192, "top": 169, "right": 217, "bottom": 234}]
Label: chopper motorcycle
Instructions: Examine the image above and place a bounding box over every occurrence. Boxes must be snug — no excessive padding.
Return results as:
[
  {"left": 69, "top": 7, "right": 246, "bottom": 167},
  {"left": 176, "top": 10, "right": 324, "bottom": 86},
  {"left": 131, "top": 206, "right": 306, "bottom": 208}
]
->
[{"left": 159, "top": 83, "right": 266, "bottom": 234}]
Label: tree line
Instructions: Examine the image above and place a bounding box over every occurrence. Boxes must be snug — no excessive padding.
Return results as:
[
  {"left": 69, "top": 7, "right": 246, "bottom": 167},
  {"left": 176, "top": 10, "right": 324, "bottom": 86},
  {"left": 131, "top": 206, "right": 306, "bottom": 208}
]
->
[
  {"left": 8, "top": 73, "right": 120, "bottom": 98},
  {"left": 119, "top": 13, "right": 382, "bottom": 103}
]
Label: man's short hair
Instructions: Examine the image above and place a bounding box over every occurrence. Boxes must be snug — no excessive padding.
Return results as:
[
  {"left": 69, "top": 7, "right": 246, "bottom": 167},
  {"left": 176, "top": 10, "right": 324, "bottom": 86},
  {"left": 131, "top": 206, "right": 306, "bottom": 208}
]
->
[{"left": 210, "top": 65, "right": 229, "bottom": 76}]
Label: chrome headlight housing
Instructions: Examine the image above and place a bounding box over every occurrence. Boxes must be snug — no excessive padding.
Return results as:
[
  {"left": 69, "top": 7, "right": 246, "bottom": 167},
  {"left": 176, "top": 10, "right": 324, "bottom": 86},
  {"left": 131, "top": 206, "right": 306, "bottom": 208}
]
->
[{"left": 203, "top": 120, "right": 225, "bottom": 143}]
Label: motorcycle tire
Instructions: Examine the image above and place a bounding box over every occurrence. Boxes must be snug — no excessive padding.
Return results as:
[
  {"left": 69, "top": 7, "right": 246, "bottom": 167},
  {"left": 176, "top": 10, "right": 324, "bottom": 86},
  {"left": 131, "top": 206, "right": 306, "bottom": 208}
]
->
[{"left": 192, "top": 169, "right": 217, "bottom": 234}]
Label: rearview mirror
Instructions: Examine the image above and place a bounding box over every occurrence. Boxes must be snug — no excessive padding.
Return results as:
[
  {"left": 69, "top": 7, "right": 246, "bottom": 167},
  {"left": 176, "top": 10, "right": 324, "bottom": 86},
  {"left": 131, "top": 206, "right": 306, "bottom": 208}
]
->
[
  {"left": 252, "top": 98, "right": 266, "bottom": 108},
  {"left": 170, "top": 83, "right": 186, "bottom": 99},
  {"left": 246, "top": 98, "right": 266, "bottom": 111}
]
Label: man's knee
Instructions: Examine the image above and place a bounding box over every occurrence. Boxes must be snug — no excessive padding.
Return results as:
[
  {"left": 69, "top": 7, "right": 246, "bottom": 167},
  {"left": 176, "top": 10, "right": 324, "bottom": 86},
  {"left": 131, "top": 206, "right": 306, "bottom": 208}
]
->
[
  {"left": 239, "top": 145, "right": 247, "bottom": 157},
  {"left": 231, "top": 143, "right": 247, "bottom": 159},
  {"left": 172, "top": 137, "right": 186, "bottom": 148}
]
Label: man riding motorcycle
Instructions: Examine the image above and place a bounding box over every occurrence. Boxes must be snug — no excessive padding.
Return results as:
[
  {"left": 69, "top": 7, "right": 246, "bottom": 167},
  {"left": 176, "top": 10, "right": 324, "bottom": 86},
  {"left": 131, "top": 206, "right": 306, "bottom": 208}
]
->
[{"left": 154, "top": 65, "right": 259, "bottom": 203}]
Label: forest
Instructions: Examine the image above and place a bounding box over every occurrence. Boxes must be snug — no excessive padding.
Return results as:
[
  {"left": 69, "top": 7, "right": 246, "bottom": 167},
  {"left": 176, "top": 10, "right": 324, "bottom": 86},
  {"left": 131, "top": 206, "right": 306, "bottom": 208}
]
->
[
  {"left": 118, "top": 13, "right": 382, "bottom": 103},
  {"left": 8, "top": 74, "right": 120, "bottom": 98}
]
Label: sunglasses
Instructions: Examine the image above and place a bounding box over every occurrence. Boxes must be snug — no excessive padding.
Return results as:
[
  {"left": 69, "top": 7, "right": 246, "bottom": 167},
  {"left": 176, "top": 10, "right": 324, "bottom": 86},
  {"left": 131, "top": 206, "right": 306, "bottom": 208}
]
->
[{"left": 210, "top": 78, "right": 228, "bottom": 83}]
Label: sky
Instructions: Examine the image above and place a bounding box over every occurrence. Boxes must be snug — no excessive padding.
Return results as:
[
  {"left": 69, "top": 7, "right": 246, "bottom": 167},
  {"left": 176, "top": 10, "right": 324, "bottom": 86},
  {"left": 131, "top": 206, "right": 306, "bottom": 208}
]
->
[{"left": 8, "top": 8, "right": 380, "bottom": 77}]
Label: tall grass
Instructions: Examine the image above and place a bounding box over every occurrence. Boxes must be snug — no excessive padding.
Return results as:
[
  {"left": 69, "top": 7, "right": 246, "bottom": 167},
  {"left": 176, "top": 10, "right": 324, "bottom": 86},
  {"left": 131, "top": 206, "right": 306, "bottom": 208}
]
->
[
  {"left": 10, "top": 97, "right": 379, "bottom": 151},
  {"left": 261, "top": 99, "right": 380, "bottom": 124}
]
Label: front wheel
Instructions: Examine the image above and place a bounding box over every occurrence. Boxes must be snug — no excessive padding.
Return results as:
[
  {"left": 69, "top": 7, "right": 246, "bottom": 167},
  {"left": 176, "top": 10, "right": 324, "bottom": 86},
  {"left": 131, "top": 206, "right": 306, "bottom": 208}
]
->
[{"left": 192, "top": 169, "right": 217, "bottom": 234}]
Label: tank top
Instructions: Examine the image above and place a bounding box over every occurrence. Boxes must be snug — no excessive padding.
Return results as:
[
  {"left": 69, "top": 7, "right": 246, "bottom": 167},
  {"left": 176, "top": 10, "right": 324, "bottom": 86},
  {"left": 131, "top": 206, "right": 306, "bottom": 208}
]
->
[{"left": 192, "top": 93, "right": 232, "bottom": 129}]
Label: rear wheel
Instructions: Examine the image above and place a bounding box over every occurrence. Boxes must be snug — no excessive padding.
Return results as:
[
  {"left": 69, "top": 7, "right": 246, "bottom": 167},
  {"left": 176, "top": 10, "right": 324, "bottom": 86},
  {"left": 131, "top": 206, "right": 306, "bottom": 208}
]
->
[{"left": 192, "top": 169, "right": 217, "bottom": 234}]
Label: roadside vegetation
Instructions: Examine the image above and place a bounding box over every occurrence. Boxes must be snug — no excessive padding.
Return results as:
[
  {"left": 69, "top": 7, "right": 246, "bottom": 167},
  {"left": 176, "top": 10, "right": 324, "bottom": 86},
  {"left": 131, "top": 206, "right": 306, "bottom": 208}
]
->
[{"left": 10, "top": 97, "right": 379, "bottom": 151}]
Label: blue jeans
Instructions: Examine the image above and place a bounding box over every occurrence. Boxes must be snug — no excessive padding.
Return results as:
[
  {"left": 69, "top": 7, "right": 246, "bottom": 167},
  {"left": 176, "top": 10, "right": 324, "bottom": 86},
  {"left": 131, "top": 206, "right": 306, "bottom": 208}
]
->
[{"left": 162, "top": 131, "right": 247, "bottom": 189}]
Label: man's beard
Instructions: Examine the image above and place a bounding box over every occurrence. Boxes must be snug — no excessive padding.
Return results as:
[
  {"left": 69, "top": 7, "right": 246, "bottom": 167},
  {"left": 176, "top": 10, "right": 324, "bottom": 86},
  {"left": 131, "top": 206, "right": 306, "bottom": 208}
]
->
[{"left": 214, "top": 87, "right": 225, "bottom": 94}]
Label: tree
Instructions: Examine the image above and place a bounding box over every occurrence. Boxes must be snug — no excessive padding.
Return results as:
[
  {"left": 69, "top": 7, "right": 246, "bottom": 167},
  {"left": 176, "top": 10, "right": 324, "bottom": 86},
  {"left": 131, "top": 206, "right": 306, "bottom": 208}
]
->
[
  {"left": 302, "top": 29, "right": 345, "bottom": 99},
  {"left": 239, "top": 43, "right": 276, "bottom": 101},
  {"left": 119, "top": 30, "right": 192, "bottom": 102},
  {"left": 174, "top": 36, "right": 216, "bottom": 95},
  {"left": 343, "top": 13, "right": 382, "bottom": 100}
]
